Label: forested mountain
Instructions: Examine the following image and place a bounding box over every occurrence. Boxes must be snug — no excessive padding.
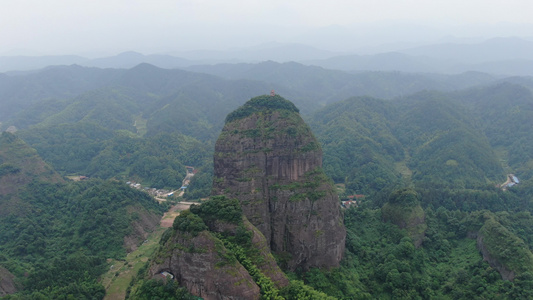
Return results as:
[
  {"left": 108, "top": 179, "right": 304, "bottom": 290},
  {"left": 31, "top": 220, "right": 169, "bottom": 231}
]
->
[
  {"left": 187, "top": 61, "right": 499, "bottom": 103},
  {"left": 2, "top": 61, "right": 533, "bottom": 299},
  {"left": 2, "top": 61, "right": 500, "bottom": 130},
  {"left": 309, "top": 90, "right": 507, "bottom": 198},
  {"left": 0, "top": 65, "right": 122, "bottom": 121},
  {"left": 4, "top": 62, "right": 500, "bottom": 189},
  {"left": 400, "top": 37, "right": 533, "bottom": 65},
  {"left": 0, "top": 132, "right": 167, "bottom": 298},
  {"left": 303, "top": 85, "right": 533, "bottom": 298},
  {"left": 1, "top": 63, "right": 531, "bottom": 209},
  {"left": 309, "top": 96, "right": 403, "bottom": 196},
  {"left": 3, "top": 37, "right": 533, "bottom": 75},
  {"left": 393, "top": 91, "right": 503, "bottom": 187},
  {"left": 0, "top": 63, "right": 254, "bottom": 126},
  {"left": 300, "top": 37, "right": 533, "bottom": 76},
  {"left": 452, "top": 83, "right": 533, "bottom": 180},
  {"left": 0, "top": 132, "right": 63, "bottom": 213}
]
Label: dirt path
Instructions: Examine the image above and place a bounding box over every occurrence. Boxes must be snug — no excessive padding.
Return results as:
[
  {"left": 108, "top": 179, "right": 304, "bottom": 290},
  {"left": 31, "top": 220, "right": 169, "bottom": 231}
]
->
[
  {"left": 102, "top": 228, "right": 164, "bottom": 300},
  {"left": 103, "top": 201, "right": 197, "bottom": 299},
  {"left": 103, "top": 165, "right": 198, "bottom": 299},
  {"left": 160, "top": 202, "right": 195, "bottom": 228}
]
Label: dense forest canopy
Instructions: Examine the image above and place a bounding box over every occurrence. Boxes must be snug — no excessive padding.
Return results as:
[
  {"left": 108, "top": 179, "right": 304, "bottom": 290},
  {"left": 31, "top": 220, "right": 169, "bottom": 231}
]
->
[
  {"left": 2, "top": 62, "right": 533, "bottom": 299},
  {"left": 0, "top": 133, "right": 167, "bottom": 298}
]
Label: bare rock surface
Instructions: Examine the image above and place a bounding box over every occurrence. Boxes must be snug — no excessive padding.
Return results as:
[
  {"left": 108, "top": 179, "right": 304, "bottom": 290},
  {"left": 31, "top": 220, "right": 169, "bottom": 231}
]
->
[
  {"left": 150, "top": 230, "right": 261, "bottom": 300},
  {"left": 0, "top": 266, "right": 17, "bottom": 297},
  {"left": 123, "top": 206, "right": 161, "bottom": 252},
  {"left": 476, "top": 235, "right": 516, "bottom": 281},
  {"left": 212, "top": 95, "right": 346, "bottom": 271}
]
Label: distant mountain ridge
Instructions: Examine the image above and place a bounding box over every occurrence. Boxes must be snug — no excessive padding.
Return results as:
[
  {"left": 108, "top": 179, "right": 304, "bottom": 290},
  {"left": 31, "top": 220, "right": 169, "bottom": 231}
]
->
[
  {"left": 186, "top": 61, "right": 499, "bottom": 103},
  {"left": 304, "top": 37, "right": 533, "bottom": 75},
  {"left": 0, "top": 43, "right": 335, "bottom": 73},
  {"left": 0, "top": 62, "right": 502, "bottom": 129},
  {"left": 3, "top": 56, "right": 533, "bottom": 298},
  {"left": 2, "top": 37, "right": 533, "bottom": 76},
  {"left": 399, "top": 37, "right": 533, "bottom": 64}
]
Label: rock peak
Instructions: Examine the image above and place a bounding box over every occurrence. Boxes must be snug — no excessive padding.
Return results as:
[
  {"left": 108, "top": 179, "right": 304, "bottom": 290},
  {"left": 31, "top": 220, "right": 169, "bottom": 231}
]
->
[
  {"left": 225, "top": 94, "right": 299, "bottom": 123},
  {"left": 213, "top": 95, "right": 345, "bottom": 271}
]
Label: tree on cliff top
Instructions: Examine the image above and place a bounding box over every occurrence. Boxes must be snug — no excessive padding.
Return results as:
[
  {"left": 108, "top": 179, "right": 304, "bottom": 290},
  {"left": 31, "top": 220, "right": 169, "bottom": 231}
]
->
[
  {"left": 388, "top": 188, "right": 420, "bottom": 207},
  {"left": 225, "top": 94, "right": 299, "bottom": 123}
]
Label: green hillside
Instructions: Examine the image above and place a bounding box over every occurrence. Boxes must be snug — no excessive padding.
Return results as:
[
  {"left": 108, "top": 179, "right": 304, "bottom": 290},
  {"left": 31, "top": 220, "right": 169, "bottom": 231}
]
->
[
  {"left": 187, "top": 61, "right": 498, "bottom": 104},
  {"left": 310, "top": 96, "right": 403, "bottom": 196},
  {"left": 310, "top": 91, "right": 505, "bottom": 199},
  {"left": 2, "top": 63, "right": 533, "bottom": 299},
  {"left": 394, "top": 91, "right": 504, "bottom": 187},
  {"left": 0, "top": 133, "right": 167, "bottom": 299},
  {"left": 0, "top": 65, "right": 122, "bottom": 121},
  {"left": 453, "top": 83, "right": 533, "bottom": 180}
]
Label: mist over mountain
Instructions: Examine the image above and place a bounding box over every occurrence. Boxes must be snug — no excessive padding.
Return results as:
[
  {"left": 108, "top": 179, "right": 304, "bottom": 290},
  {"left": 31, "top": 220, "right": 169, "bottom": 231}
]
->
[
  {"left": 169, "top": 42, "right": 340, "bottom": 63},
  {"left": 302, "top": 37, "right": 533, "bottom": 75},
  {"left": 3, "top": 0, "right": 533, "bottom": 297},
  {"left": 2, "top": 36, "right": 533, "bottom": 76},
  {"left": 399, "top": 37, "right": 533, "bottom": 64},
  {"left": 0, "top": 61, "right": 505, "bottom": 129},
  {"left": 186, "top": 61, "right": 499, "bottom": 102},
  {"left": 2, "top": 45, "right": 533, "bottom": 298}
]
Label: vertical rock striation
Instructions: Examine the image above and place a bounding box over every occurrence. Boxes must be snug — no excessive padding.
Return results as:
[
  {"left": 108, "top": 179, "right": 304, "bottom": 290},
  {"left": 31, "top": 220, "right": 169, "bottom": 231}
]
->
[
  {"left": 212, "top": 95, "right": 345, "bottom": 271},
  {"left": 149, "top": 229, "right": 261, "bottom": 300}
]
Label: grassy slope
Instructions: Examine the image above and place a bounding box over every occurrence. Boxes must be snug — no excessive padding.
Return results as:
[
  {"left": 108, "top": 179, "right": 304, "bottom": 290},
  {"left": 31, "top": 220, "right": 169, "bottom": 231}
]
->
[{"left": 102, "top": 227, "right": 165, "bottom": 300}]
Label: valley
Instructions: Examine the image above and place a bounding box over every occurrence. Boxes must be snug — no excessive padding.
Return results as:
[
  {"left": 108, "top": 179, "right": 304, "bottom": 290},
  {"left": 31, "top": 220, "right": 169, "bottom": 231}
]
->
[
  {"left": 1, "top": 60, "right": 533, "bottom": 299},
  {"left": 3, "top": 0, "right": 533, "bottom": 298}
]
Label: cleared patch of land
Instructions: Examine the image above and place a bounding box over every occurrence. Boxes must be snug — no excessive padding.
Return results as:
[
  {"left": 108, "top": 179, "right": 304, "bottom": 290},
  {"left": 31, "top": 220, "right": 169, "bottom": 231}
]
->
[
  {"left": 160, "top": 202, "right": 194, "bottom": 228},
  {"left": 102, "top": 227, "right": 164, "bottom": 300},
  {"left": 133, "top": 115, "right": 148, "bottom": 137},
  {"left": 395, "top": 160, "right": 412, "bottom": 179},
  {"left": 102, "top": 201, "right": 196, "bottom": 299}
]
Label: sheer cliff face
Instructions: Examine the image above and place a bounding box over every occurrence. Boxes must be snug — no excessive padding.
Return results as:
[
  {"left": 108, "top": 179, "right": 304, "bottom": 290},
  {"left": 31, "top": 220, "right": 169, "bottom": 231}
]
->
[
  {"left": 150, "top": 230, "right": 261, "bottom": 300},
  {"left": 149, "top": 196, "right": 288, "bottom": 299},
  {"left": 0, "top": 266, "right": 17, "bottom": 297},
  {"left": 213, "top": 95, "right": 346, "bottom": 270}
]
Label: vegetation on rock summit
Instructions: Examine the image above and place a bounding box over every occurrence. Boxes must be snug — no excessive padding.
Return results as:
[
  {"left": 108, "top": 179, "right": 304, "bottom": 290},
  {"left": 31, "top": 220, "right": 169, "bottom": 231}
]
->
[{"left": 225, "top": 94, "right": 300, "bottom": 123}]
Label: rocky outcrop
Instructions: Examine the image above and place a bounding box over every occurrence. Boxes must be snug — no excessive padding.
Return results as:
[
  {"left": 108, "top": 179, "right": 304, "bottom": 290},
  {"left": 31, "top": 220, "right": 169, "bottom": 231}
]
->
[
  {"left": 243, "top": 218, "right": 289, "bottom": 288},
  {"left": 475, "top": 216, "right": 533, "bottom": 280},
  {"left": 0, "top": 266, "right": 17, "bottom": 297},
  {"left": 382, "top": 203, "right": 426, "bottom": 248},
  {"left": 123, "top": 206, "right": 161, "bottom": 252},
  {"left": 476, "top": 235, "right": 515, "bottom": 281},
  {"left": 212, "top": 95, "right": 346, "bottom": 271},
  {"left": 199, "top": 217, "right": 289, "bottom": 288},
  {"left": 149, "top": 230, "right": 261, "bottom": 300},
  {"left": 147, "top": 196, "right": 289, "bottom": 299},
  {"left": 381, "top": 189, "right": 427, "bottom": 248}
]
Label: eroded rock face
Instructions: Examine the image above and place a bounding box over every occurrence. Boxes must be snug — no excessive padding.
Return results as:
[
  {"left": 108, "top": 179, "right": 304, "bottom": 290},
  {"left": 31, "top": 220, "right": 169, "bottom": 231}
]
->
[
  {"left": 382, "top": 203, "right": 426, "bottom": 248},
  {"left": 204, "top": 217, "right": 289, "bottom": 288},
  {"left": 0, "top": 266, "right": 17, "bottom": 297},
  {"left": 212, "top": 95, "right": 346, "bottom": 271},
  {"left": 149, "top": 230, "right": 260, "bottom": 300},
  {"left": 243, "top": 218, "right": 289, "bottom": 288},
  {"left": 123, "top": 206, "right": 161, "bottom": 252},
  {"left": 477, "top": 235, "right": 515, "bottom": 281},
  {"left": 474, "top": 216, "right": 533, "bottom": 281}
]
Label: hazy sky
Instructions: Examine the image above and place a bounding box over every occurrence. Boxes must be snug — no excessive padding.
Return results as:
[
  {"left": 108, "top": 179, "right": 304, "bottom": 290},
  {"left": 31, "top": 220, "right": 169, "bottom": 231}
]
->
[{"left": 2, "top": 0, "right": 532, "bottom": 56}]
